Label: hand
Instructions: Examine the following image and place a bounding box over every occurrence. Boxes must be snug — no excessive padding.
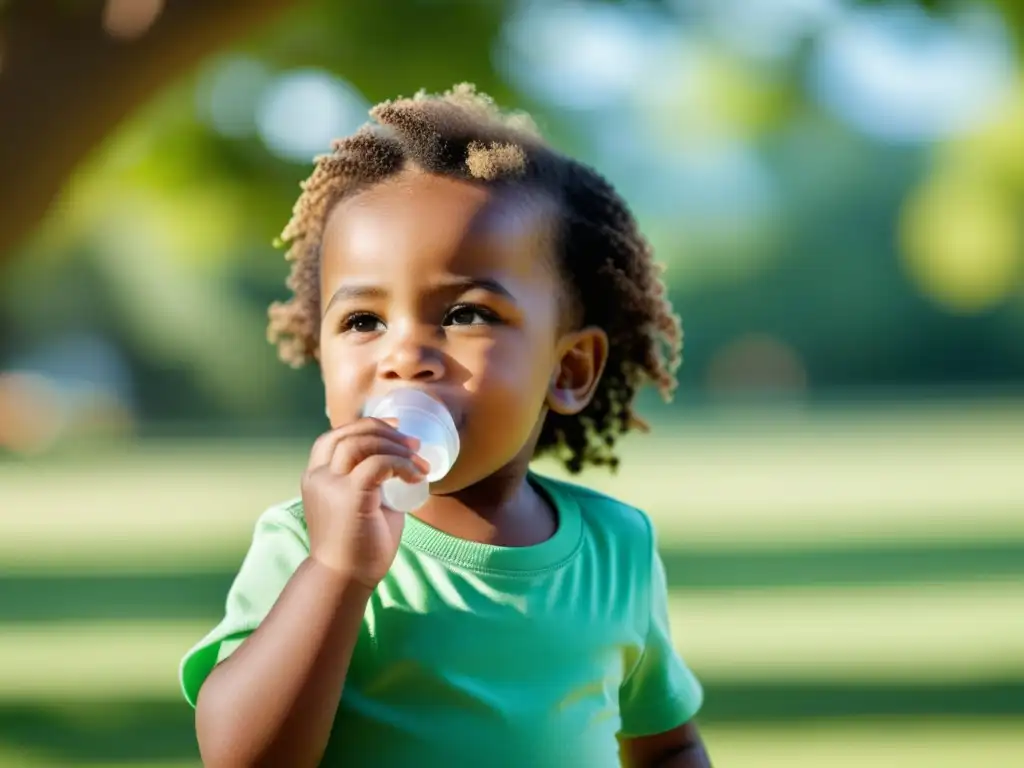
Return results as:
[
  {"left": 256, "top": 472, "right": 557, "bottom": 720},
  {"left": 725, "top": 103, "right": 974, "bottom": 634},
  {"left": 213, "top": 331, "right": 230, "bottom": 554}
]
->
[{"left": 301, "top": 417, "right": 428, "bottom": 589}]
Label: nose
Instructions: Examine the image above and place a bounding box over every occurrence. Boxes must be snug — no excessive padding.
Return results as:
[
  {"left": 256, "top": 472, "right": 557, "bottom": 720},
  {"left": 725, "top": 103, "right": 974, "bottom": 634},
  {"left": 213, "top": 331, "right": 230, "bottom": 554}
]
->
[{"left": 378, "top": 326, "right": 445, "bottom": 382}]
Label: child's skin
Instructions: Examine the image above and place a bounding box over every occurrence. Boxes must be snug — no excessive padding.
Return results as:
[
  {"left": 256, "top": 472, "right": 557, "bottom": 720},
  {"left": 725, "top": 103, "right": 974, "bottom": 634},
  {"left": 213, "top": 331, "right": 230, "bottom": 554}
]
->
[{"left": 195, "top": 169, "right": 711, "bottom": 767}]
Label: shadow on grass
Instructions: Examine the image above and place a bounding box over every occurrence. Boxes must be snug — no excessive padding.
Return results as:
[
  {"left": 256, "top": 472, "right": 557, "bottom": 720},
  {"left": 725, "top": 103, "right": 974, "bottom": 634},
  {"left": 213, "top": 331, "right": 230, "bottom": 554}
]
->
[
  {"left": 700, "top": 679, "right": 1024, "bottom": 722},
  {"left": 2, "top": 538, "right": 1022, "bottom": 624},
  {"left": 0, "top": 699, "right": 197, "bottom": 764},
  {"left": 0, "top": 680, "right": 1021, "bottom": 764},
  {"left": 659, "top": 539, "right": 1024, "bottom": 592}
]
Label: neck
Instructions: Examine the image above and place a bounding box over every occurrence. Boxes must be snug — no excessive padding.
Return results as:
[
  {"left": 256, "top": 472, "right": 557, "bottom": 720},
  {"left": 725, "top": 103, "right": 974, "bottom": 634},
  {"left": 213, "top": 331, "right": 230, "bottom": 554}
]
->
[{"left": 414, "top": 453, "right": 556, "bottom": 547}]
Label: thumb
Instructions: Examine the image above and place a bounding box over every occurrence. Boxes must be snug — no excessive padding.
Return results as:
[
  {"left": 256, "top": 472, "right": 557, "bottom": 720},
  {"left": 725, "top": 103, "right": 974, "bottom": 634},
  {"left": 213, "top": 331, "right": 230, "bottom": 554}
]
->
[{"left": 381, "top": 504, "right": 407, "bottom": 542}]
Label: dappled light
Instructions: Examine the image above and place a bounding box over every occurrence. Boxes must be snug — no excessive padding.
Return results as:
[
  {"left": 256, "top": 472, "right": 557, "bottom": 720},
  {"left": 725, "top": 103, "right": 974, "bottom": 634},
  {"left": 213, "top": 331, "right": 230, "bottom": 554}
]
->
[
  {"left": 809, "top": 3, "right": 1015, "bottom": 142},
  {"left": 705, "top": 334, "right": 809, "bottom": 398},
  {"left": 900, "top": 68, "right": 1024, "bottom": 314},
  {"left": 901, "top": 169, "right": 1021, "bottom": 313},
  {"left": 101, "top": 0, "right": 165, "bottom": 41},
  {"left": 256, "top": 69, "right": 369, "bottom": 163},
  {"left": 195, "top": 55, "right": 272, "bottom": 139}
]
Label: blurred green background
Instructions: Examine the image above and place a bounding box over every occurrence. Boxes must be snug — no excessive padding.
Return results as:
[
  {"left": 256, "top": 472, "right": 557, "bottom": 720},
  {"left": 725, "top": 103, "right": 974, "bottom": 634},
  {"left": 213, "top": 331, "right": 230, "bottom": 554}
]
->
[{"left": 1, "top": 0, "right": 1022, "bottom": 766}]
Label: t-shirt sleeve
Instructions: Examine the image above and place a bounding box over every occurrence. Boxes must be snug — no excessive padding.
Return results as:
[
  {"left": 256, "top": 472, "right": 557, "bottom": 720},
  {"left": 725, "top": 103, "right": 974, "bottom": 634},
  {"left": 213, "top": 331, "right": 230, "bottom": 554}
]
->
[
  {"left": 178, "top": 500, "right": 309, "bottom": 708},
  {"left": 618, "top": 521, "right": 704, "bottom": 738}
]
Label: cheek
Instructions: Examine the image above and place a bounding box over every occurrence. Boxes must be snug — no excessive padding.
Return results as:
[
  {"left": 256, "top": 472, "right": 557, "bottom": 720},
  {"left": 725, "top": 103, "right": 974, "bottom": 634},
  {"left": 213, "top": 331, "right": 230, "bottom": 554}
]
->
[
  {"left": 464, "top": 329, "right": 552, "bottom": 398},
  {"left": 458, "top": 331, "right": 554, "bottom": 447},
  {"left": 319, "top": 340, "right": 374, "bottom": 423}
]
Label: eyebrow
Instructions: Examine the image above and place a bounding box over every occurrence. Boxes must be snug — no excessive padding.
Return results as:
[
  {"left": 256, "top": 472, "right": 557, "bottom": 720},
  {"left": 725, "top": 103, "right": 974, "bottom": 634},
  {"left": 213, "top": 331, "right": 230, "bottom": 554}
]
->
[{"left": 323, "top": 277, "right": 516, "bottom": 316}]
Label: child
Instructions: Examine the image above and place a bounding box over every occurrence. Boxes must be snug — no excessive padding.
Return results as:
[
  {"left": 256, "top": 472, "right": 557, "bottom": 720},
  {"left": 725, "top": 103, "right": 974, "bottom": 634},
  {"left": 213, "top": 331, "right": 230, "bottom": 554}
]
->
[{"left": 180, "top": 84, "right": 711, "bottom": 767}]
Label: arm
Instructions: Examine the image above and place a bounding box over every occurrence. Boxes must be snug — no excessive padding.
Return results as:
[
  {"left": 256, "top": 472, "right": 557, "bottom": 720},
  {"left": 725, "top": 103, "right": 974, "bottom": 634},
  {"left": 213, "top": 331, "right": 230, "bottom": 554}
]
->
[
  {"left": 621, "top": 722, "right": 712, "bottom": 768},
  {"left": 195, "top": 559, "right": 371, "bottom": 768},
  {"left": 189, "top": 418, "right": 425, "bottom": 768}
]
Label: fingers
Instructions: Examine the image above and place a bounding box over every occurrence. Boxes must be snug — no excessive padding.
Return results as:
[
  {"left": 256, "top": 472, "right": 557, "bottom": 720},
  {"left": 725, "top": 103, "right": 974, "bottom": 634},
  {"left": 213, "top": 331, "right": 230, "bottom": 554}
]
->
[
  {"left": 349, "top": 453, "right": 426, "bottom": 491},
  {"left": 307, "top": 417, "right": 418, "bottom": 470},
  {"left": 305, "top": 418, "right": 430, "bottom": 498},
  {"left": 303, "top": 452, "right": 425, "bottom": 497},
  {"left": 328, "top": 435, "right": 429, "bottom": 476}
]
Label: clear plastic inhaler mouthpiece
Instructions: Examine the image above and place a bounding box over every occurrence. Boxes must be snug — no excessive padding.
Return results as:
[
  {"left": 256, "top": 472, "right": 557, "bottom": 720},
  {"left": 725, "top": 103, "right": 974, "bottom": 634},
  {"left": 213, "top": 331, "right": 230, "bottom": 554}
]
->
[{"left": 364, "top": 389, "right": 460, "bottom": 513}]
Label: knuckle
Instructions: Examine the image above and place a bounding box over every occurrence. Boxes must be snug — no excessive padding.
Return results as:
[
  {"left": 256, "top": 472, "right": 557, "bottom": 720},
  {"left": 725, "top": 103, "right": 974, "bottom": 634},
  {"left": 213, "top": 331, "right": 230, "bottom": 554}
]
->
[
  {"left": 354, "top": 455, "right": 392, "bottom": 481},
  {"left": 356, "top": 435, "right": 407, "bottom": 455},
  {"left": 302, "top": 465, "right": 329, "bottom": 488},
  {"left": 312, "top": 430, "right": 337, "bottom": 449},
  {"left": 361, "top": 454, "right": 389, "bottom": 471}
]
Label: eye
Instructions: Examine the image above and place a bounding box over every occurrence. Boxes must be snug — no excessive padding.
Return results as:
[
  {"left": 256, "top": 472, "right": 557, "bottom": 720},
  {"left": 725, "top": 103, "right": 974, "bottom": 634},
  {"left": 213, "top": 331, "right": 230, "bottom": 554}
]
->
[
  {"left": 443, "top": 304, "right": 500, "bottom": 327},
  {"left": 340, "top": 312, "right": 385, "bottom": 334}
]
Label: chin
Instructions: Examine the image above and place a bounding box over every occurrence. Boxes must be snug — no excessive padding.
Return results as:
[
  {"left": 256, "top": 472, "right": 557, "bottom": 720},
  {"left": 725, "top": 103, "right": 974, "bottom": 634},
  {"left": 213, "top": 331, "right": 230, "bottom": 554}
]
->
[
  {"left": 449, "top": 453, "right": 533, "bottom": 492},
  {"left": 427, "top": 472, "right": 473, "bottom": 496}
]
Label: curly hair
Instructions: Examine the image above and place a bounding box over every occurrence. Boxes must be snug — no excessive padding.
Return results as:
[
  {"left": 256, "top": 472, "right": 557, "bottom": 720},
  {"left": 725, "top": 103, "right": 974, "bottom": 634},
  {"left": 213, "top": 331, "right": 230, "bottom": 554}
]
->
[{"left": 268, "top": 84, "right": 681, "bottom": 473}]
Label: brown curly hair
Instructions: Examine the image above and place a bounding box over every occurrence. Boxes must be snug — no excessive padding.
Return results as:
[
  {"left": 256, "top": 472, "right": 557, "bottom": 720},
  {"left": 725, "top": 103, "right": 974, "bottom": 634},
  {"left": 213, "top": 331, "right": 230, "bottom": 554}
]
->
[{"left": 268, "top": 84, "right": 682, "bottom": 473}]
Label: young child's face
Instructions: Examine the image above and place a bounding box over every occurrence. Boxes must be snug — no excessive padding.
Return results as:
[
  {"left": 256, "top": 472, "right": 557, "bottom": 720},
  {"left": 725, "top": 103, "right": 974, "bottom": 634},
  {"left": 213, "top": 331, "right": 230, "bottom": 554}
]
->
[{"left": 317, "top": 169, "right": 598, "bottom": 492}]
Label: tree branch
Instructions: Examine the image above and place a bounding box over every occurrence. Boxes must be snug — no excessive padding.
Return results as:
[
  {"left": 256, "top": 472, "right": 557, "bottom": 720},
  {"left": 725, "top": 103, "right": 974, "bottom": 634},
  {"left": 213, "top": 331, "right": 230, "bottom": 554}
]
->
[{"left": 0, "top": 0, "right": 295, "bottom": 263}]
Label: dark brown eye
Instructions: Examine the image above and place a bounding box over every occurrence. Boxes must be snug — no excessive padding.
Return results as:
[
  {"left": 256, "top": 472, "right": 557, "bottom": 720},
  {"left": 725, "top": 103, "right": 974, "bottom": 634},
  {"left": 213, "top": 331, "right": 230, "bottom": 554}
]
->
[
  {"left": 443, "top": 304, "right": 500, "bottom": 327},
  {"left": 341, "top": 313, "right": 385, "bottom": 333}
]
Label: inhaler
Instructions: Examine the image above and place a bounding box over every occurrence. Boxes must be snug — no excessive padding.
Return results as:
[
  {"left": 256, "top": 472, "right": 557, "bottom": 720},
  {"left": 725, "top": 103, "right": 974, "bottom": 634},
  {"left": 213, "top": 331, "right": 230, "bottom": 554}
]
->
[{"left": 364, "top": 389, "right": 460, "bottom": 513}]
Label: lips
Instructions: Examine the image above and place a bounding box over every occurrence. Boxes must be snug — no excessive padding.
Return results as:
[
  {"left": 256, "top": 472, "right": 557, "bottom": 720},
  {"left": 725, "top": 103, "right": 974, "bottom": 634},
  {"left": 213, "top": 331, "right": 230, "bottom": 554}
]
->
[{"left": 365, "top": 388, "right": 464, "bottom": 430}]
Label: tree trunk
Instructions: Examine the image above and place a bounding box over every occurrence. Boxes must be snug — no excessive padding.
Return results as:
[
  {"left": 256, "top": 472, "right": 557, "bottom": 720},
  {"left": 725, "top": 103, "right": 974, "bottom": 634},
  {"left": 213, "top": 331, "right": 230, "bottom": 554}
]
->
[{"left": 0, "top": 0, "right": 295, "bottom": 265}]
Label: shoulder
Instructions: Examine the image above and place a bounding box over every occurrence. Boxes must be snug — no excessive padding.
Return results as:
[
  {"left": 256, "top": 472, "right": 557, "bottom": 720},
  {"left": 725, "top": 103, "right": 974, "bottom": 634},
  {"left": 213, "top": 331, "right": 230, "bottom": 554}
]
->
[
  {"left": 248, "top": 496, "right": 310, "bottom": 546},
  {"left": 534, "top": 473, "right": 655, "bottom": 554},
  {"left": 535, "top": 474, "right": 662, "bottom": 634}
]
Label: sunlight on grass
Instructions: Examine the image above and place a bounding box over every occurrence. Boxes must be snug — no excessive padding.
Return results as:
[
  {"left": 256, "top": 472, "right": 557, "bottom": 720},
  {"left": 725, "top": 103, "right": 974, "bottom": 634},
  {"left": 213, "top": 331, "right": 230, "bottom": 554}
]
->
[
  {"left": 0, "top": 404, "right": 1020, "bottom": 765},
  {"left": 672, "top": 582, "right": 1024, "bottom": 682},
  {"left": 3, "top": 405, "right": 1023, "bottom": 570},
  {"left": 2, "top": 582, "right": 1021, "bottom": 700},
  {"left": 0, "top": 721, "right": 1019, "bottom": 768},
  {"left": 703, "top": 718, "right": 1024, "bottom": 768},
  {"left": 0, "top": 621, "right": 208, "bottom": 701}
]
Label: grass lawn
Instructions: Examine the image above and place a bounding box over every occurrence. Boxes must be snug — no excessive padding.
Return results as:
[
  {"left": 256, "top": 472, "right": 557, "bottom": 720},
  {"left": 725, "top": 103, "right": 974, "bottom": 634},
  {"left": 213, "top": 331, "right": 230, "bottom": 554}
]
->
[{"left": 1, "top": 401, "right": 1021, "bottom": 766}]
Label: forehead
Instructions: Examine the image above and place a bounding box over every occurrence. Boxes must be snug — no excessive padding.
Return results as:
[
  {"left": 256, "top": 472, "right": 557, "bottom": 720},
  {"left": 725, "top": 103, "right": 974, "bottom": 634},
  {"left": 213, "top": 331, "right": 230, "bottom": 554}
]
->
[{"left": 320, "top": 171, "right": 559, "bottom": 286}]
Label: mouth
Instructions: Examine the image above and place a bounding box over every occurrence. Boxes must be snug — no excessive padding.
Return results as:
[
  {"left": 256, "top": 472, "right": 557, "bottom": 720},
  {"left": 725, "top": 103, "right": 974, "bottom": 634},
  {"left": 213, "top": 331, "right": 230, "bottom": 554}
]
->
[
  {"left": 452, "top": 411, "right": 467, "bottom": 432},
  {"left": 364, "top": 387, "right": 465, "bottom": 431}
]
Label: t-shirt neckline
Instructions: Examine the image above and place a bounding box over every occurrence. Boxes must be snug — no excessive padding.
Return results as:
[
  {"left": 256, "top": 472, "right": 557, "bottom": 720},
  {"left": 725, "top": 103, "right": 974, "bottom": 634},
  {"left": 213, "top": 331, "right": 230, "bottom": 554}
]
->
[{"left": 400, "top": 472, "right": 582, "bottom": 575}]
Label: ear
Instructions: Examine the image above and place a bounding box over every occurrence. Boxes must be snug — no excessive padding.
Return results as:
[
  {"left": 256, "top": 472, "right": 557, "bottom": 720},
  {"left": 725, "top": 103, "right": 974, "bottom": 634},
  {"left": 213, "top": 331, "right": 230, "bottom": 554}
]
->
[{"left": 547, "top": 326, "right": 609, "bottom": 416}]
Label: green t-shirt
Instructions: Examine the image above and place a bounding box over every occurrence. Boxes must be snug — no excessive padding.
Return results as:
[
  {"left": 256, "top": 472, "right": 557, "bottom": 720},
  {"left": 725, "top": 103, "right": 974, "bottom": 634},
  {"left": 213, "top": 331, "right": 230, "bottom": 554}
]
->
[{"left": 180, "top": 473, "right": 702, "bottom": 767}]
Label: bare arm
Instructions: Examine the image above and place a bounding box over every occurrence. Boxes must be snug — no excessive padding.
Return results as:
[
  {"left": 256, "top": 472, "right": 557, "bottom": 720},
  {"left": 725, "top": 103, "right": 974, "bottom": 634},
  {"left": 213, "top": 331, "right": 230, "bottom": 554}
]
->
[
  {"left": 195, "top": 558, "right": 372, "bottom": 768},
  {"left": 192, "top": 418, "right": 423, "bottom": 767},
  {"left": 621, "top": 722, "right": 712, "bottom": 768}
]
